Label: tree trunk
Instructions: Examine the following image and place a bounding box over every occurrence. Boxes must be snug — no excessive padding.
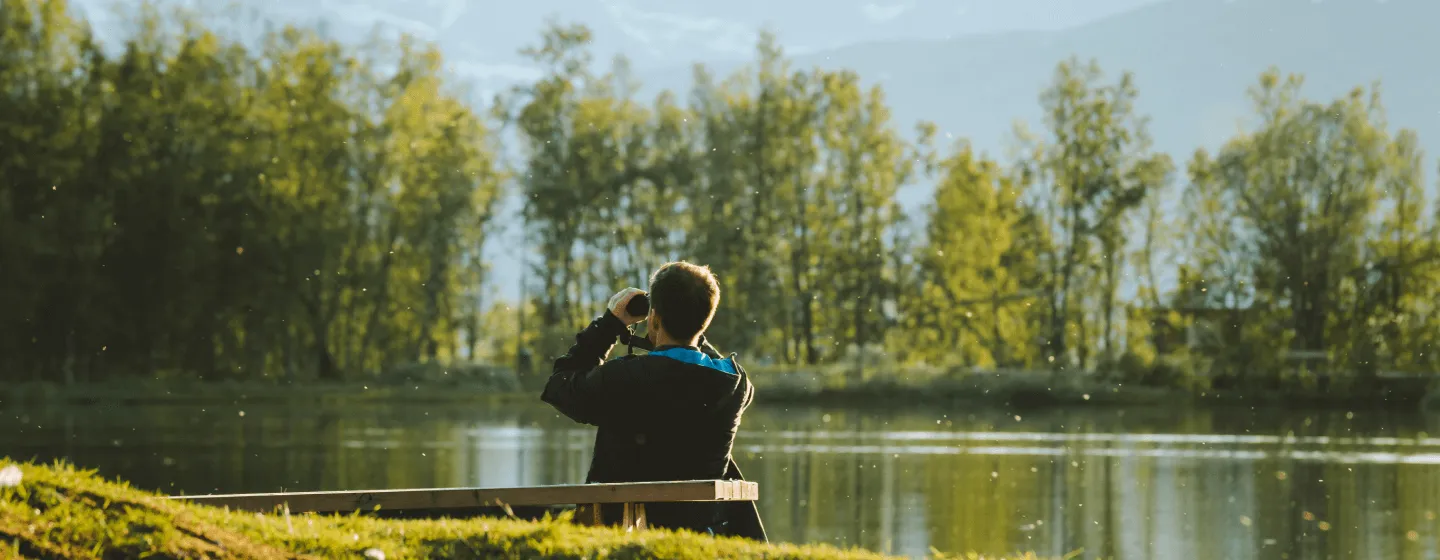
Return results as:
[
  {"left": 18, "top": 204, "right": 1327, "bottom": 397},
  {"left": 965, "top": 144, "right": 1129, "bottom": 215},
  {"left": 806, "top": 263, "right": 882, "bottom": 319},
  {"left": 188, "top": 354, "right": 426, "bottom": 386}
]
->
[{"left": 1102, "top": 244, "right": 1118, "bottom": 365}]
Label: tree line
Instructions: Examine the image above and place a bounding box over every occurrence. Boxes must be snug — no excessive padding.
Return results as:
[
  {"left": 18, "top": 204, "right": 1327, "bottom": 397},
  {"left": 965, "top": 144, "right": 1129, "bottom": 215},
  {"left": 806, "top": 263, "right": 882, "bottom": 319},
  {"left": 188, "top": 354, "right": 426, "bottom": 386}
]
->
[
  {"left": 4, "top": 1, "right": 1437, "bottom": 389},
  {"left": 498, "top": 25, "right": 1440, "bottom": 390},
  {"left": 1, "top": 0, "right": 502, "bottom": 383}
]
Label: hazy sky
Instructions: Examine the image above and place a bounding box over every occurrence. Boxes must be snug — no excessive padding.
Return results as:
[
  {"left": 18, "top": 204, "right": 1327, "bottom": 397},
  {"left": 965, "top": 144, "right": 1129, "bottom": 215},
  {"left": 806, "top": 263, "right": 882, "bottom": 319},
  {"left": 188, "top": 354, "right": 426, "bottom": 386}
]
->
[{"left": 72, "top": 0, "right": 1166, "bottom": 86}]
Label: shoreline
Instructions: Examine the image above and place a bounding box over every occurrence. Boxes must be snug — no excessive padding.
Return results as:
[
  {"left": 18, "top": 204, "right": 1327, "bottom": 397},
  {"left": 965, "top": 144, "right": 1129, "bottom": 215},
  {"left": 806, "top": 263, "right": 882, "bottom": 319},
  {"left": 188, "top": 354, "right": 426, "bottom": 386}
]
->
[
  {"left": 0, "top": 380, "right": 535, "bottom": 407},
  {"left": 2, "top": 375, "right": 1429, "bottom": 413}
]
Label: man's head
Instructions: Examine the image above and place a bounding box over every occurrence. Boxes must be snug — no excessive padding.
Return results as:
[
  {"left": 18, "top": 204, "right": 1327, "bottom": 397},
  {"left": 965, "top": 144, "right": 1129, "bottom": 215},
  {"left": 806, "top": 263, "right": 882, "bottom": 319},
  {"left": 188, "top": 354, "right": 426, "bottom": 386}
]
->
[{"left": 646, "top": 261, "right": 720, "bottom": 346}]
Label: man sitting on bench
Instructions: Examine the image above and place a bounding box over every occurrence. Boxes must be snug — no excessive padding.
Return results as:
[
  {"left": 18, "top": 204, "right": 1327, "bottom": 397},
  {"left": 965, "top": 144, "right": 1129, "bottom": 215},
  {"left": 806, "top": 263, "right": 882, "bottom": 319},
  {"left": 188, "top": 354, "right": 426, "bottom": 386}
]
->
[{"left": 541, "top": 261, "right": 766, "bottom": 542}]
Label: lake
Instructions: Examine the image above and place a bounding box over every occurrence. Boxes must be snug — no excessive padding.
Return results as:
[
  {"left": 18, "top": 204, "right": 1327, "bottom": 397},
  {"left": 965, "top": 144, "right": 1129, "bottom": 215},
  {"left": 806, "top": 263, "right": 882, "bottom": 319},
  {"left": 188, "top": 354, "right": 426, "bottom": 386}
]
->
[{"left": 4, "top": 399, "right": 1440, "bottom": 559}]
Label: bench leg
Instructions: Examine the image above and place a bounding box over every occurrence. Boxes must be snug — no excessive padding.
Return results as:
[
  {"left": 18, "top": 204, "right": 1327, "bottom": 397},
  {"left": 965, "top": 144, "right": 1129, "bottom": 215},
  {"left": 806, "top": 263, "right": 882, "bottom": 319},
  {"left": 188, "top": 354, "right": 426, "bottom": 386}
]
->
[
  {"left": 573, "top": 503, "right": 646, "bottom": 531},
  {"left": 621, "top": 503, "right": 646, "bottom": 532}
]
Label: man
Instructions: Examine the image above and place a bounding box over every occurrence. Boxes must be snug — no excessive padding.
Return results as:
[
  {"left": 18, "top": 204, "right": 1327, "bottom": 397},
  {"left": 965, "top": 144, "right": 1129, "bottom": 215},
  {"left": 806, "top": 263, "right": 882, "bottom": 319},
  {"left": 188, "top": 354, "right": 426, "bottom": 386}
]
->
[{"left": 541, "top": 261, "right": 766, "bottom": 541}]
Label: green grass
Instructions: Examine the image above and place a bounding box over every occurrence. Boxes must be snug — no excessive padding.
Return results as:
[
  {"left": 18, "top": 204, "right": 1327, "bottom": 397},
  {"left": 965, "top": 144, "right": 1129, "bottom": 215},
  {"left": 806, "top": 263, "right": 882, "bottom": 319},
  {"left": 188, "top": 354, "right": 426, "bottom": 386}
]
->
[{"left": 0, "top": 459, "right": 1047, "bottom": 559}]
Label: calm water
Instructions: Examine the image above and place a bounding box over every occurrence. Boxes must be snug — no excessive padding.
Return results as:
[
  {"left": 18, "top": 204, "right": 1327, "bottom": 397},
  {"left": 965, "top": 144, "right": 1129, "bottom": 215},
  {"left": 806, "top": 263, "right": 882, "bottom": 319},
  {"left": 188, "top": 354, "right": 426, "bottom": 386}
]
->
[{"left": 5, "top": 399, "right": 1440, "bottom": 559}]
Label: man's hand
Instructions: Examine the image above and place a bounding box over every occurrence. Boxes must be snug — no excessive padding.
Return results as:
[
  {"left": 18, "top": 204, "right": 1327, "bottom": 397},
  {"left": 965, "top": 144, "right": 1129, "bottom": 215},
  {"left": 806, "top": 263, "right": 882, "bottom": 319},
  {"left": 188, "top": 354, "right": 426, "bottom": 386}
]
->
[{"left": 607, "top": 287, "right": 647, "bottom": 326}]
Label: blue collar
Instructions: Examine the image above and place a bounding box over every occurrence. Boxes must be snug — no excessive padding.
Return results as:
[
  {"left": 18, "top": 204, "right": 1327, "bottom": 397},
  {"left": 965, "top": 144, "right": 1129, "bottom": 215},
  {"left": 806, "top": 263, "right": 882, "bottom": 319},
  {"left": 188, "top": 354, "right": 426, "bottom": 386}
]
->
[{"left": 648, "top": 346, "right": 738, "bottom": 375}]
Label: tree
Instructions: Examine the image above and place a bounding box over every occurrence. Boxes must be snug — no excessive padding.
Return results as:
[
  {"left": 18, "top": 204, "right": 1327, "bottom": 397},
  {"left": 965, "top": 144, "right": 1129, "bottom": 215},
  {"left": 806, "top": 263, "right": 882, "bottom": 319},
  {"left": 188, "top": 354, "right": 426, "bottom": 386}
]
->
[
  {"left": 912, "top": 142, "right": 1035, "bottom": 368},
  {"left": 1017, "top": 57, "right": 1170, "bottom": 371},
  {"left": 1184, "top": 68, "right": 1435, "bottom": 384}
]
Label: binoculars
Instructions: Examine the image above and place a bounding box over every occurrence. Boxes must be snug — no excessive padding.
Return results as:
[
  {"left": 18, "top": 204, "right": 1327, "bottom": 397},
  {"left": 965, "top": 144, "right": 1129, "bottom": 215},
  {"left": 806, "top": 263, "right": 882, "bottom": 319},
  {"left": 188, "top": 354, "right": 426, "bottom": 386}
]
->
[
  {"left": 626, "top": 293, "right": 650, "bottom": 317},
  {"left": 620, "top": 293, "right": 652, "bottom": 353}
]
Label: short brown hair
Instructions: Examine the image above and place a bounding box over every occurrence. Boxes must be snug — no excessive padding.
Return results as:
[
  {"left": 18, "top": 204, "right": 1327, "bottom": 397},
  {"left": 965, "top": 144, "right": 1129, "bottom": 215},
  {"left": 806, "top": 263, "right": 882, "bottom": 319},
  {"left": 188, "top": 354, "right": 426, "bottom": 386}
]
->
[{"left": 648, "top": 261, "right": 720, "bottom": 342}]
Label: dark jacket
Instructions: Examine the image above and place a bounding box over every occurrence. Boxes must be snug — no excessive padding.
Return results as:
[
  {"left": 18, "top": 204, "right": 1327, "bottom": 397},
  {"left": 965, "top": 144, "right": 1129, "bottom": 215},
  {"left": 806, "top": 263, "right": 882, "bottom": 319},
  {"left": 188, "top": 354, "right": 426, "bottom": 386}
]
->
[{"left": 541, "top": 311, "right": 767, "bottom": 542}]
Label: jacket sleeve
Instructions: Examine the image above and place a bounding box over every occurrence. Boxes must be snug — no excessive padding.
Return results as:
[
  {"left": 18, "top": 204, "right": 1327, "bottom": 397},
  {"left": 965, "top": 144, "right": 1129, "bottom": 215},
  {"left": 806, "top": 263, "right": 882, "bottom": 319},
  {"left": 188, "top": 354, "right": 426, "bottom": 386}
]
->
[{"left": 541, "top": 311, "right": 629, "bottom": 425}]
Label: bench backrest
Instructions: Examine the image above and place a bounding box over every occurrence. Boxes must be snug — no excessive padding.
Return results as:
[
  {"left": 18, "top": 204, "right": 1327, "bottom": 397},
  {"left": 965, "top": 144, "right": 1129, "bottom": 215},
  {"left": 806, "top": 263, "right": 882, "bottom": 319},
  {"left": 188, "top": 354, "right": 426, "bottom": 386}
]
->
[{"left": 169, "top": 480, "right": 758, "bottom": 515}]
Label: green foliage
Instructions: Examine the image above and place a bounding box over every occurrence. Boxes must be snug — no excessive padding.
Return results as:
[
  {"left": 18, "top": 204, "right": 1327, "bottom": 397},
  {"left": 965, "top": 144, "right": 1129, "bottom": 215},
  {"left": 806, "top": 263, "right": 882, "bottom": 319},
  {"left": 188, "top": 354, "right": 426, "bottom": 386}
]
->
[
  {"left": 1180, "top": 68, "right": 1440, "bottom": 386},
  {"left": 1, "top": 459, "right": 1035, "bottom": 559},
  {"left": 909, "top": 142, "right": 1037, "bottom": 368},
  {"left": 0, "top": 0, "right": 502, "bottom": 384},
  {"left": 1016, "top": 58, "right": 1175, "bottom": 372},
  {"left": 498, "top": 29, "right": 924, "bottom": 370}
]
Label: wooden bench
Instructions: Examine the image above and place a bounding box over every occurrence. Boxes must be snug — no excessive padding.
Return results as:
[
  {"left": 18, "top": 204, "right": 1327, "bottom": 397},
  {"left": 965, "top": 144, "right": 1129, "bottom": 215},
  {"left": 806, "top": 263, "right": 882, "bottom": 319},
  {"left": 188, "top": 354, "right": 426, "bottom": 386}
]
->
[{"left": 169, "top": 480, "right": 758, "bottom": 531}]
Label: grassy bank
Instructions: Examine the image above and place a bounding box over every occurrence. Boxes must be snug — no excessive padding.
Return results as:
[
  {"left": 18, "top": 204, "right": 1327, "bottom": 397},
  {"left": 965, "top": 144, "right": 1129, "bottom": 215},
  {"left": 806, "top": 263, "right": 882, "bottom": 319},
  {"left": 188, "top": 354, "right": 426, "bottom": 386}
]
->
[
  {"left": 0, "top": 371, "right": 1161, "bottom": 409},
  {"left": 0, "top": 378, "right": 530, "bottom": 407},
  {"left": 0, "top": 362, "right": 528, "bottom": 407},
  {"left": 0, "top": 460, "right": 1042, "bottom": 559},
  {"left": 749, "top": 365, "right": 1174, "bottom": 409},
  {"left": 748, "top": 364, "right": 1432, "bottom": 410}
]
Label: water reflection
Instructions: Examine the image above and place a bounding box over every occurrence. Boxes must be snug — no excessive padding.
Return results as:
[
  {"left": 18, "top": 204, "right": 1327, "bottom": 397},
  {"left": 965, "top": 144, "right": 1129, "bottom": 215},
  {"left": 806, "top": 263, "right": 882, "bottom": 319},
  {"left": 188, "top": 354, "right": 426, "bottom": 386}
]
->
[{"left": 4, "top": 401, "right": 1440, "bottom": 559}]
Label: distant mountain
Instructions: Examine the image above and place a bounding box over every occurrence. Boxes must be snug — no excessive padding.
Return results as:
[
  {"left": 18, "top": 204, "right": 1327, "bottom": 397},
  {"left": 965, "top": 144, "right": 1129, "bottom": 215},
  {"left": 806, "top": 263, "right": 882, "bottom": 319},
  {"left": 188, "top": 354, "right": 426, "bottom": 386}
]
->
[
  {"left": 640, "top": 0, "right": 1439, "bottom": 170},
  {"left": 72, "top": 0, "right": 1169, "bottom": 101},
  {"left": 75, "top": 0, "right": 1431, "bottom": 164}
]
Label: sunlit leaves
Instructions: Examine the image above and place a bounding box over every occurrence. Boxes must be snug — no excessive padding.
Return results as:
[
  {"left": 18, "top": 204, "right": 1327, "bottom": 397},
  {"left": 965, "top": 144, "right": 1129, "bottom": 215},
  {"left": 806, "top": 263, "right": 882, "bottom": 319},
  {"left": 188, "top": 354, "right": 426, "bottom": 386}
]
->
[
  {"left": 0, "top": 1, "right": 501, "bottom": 382},
  {"left": 1180, "top": 67, "right": 1440, "bottom": 381}
]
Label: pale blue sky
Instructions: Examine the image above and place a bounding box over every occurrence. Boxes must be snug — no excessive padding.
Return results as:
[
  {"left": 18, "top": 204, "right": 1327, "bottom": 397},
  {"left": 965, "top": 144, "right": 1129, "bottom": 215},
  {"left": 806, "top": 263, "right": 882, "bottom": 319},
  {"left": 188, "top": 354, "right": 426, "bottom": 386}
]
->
[{"left": 72, "top": 0, "right": 1166, "bottom": 99}]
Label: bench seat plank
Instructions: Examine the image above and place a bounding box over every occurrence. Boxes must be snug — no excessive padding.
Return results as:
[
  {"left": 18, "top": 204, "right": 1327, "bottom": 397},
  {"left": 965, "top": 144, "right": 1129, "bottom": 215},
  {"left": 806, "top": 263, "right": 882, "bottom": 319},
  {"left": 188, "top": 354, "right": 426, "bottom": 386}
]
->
[{"left": 169, "top": 480, "right": 758, "bottom": 515}]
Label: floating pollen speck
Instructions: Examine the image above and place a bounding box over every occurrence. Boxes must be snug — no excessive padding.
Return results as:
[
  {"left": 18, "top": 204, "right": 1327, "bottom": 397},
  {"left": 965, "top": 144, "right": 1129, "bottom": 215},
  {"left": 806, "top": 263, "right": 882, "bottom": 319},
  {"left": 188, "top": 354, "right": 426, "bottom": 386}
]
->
[{"left": 0, "top": 465, "right": 22, "bottom": 488}]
